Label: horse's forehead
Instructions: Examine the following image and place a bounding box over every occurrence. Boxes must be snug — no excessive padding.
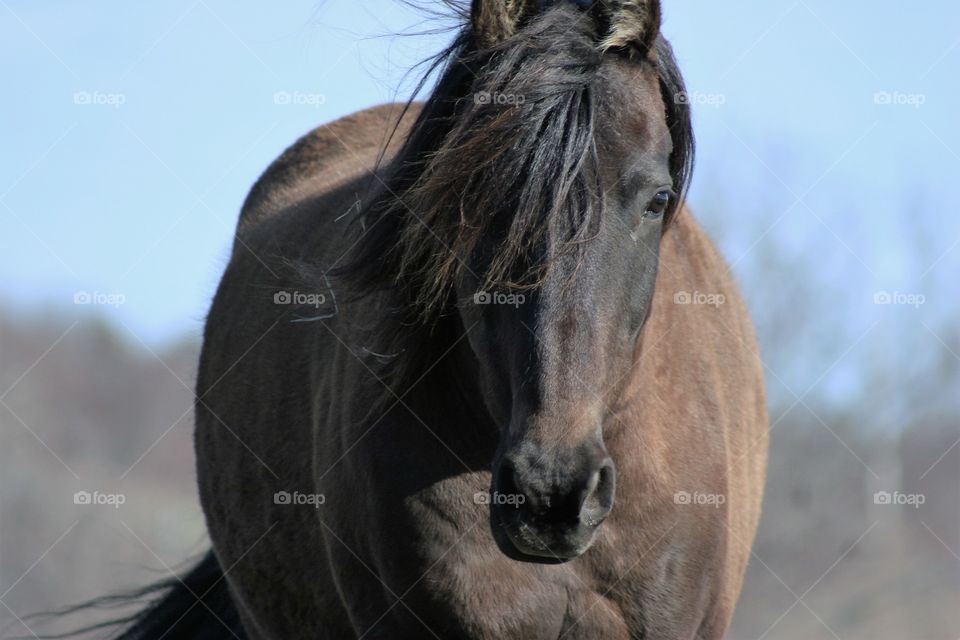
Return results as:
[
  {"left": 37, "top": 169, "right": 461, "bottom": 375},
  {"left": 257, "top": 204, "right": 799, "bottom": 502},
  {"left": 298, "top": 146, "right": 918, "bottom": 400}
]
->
[{"left": 599, "top": 60, "right": 671, "bottom": 156}]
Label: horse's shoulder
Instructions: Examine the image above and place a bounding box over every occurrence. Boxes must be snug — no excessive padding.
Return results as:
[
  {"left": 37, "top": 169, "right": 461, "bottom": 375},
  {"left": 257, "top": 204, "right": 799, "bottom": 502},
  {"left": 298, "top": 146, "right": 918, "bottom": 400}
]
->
[
  {"left": 237, "top": 102, "right": 423, "bottom": 231},
  {"left": 663, "top": 209, "right": 741, "bottom": 304},
  {"left": 656, "top": 208, "right": 761, "bottom": 362}
]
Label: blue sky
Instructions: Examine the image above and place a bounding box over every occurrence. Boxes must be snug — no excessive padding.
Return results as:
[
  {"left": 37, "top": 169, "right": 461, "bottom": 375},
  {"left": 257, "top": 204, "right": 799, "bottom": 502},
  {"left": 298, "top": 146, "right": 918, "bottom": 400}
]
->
[{"left": 1, "top": 0, "right": 958, "bottom": 373}]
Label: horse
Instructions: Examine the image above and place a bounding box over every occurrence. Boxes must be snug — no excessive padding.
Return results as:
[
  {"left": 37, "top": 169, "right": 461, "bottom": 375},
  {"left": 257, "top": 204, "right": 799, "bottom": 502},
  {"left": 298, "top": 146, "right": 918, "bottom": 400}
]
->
[{"left": 79, "top": 1, "right": 768, "bottom": 638}]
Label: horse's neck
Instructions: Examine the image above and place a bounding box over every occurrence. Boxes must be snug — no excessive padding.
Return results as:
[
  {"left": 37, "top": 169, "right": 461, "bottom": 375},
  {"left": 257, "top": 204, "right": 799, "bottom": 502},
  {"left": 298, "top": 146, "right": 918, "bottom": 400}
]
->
[{"left": 399, "top": 312, "right": 500, "bottom": 448}]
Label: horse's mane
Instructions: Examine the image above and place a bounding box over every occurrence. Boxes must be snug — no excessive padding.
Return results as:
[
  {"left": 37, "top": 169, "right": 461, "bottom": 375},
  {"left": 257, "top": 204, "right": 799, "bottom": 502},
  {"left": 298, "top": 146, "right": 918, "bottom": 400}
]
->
[{"left": 335, "top": 4, "right": 694, "bottom": 318}]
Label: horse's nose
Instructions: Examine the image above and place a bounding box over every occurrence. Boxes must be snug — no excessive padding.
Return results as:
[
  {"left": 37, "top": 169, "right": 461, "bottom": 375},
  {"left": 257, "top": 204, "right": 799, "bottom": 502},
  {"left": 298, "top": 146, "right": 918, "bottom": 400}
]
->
[{"left": 497, "top": 445, "right": 616, "bottom": 527}]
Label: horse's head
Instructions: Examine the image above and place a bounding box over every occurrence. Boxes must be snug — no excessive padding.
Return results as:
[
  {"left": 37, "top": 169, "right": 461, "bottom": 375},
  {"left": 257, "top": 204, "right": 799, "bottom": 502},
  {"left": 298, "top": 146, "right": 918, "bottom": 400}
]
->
[
  {"left": 451, "top": 0, "right": 692, "bottom": 561},
  {"left": 342, "top": 0, "right": 692, "bottom": 562}
]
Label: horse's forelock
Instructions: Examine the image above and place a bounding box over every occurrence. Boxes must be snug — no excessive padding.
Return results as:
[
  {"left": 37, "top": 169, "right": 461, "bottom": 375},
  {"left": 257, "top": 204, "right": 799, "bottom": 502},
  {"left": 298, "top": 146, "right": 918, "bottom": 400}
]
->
[{"left": 392, "top": 10, "right": 605, "bottom": 312}]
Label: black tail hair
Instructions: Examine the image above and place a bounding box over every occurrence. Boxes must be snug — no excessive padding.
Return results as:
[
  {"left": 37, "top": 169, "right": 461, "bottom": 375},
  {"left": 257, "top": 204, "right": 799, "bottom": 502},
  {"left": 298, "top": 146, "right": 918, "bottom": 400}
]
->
[{"left": 25, "top": 551, "right": 247, "bottom": 640}]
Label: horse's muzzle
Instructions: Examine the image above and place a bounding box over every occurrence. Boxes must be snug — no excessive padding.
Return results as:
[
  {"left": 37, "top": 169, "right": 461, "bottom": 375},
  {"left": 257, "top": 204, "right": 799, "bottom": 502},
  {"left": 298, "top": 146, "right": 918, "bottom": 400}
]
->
[{"left": 491, "top": 442, "right": 616, "bottom": 561}]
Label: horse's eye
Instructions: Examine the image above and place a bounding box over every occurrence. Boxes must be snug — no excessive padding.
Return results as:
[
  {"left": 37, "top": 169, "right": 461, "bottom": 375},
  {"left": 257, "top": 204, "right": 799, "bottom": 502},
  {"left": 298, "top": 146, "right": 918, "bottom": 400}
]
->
[{"left": 643, "top": 190, "right": 672, "bottom": 220}]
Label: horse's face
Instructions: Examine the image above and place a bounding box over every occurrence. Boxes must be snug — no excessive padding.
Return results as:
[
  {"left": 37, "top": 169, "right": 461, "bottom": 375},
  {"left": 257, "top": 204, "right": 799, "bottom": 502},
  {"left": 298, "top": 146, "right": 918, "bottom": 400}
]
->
[{"left": 455, "top": 1, "right": 681, "bottom": 562}]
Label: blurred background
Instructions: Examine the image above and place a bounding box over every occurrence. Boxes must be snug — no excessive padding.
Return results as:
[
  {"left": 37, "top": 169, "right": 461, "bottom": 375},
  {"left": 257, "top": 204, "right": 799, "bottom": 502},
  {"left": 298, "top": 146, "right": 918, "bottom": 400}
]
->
[{"left": 1, "top": 1, "right": 957, "bottom": 638}]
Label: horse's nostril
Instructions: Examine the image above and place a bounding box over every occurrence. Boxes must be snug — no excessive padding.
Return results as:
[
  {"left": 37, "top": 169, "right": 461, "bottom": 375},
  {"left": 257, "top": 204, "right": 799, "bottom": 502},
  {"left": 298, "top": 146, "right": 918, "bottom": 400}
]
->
[
  {"left": 596, "top": 460, "right": 615, "bottom": 505},
  {"left": 580, "top": 460, "right": 616, "bottom": 525}
]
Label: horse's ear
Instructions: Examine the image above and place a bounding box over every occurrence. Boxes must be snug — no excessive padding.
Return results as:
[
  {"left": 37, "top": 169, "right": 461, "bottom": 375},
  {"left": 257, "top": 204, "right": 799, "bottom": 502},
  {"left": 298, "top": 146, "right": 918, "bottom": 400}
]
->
[
  {"left": 471, "top": 0, "right": 538, "bottom": 48},
  {"left": 599, "top": 0, "right": 662, "bottom": 55}
]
